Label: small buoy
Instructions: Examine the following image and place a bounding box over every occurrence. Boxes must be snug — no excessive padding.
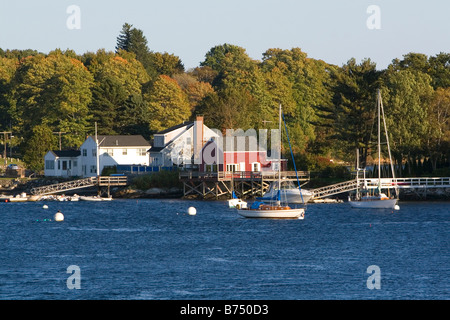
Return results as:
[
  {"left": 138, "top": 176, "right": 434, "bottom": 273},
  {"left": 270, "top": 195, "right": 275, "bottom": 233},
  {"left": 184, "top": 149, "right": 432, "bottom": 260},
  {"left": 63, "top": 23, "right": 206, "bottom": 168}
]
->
[
  {"left": 394, "top": 205, "right": 400, "bottom": 211},
  {"left": 43, "top": 204, "right": 49, "bottom": 209},
  {"left": 54, "top": 211, "right": 64, "bottom": 222},
  {"left": 187, "top": 207, "right": 197, "bottom": 216}
]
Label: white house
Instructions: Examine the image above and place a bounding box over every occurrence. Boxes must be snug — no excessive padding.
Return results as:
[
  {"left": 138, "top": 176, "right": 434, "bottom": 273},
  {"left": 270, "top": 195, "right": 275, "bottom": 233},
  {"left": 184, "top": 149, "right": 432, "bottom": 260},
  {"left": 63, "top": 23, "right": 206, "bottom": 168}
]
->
[
  {"left": 44, "top": 150, "right": 82, "bottom": 177},
  {"left": 44, "top": 135, "right": 151, "bottom": 178},
  {"left": 80, "top": 135, "right": 150, "bottom": 177},
  {"left": 148, "top": 116, "right": 219, "bottom": 169}
]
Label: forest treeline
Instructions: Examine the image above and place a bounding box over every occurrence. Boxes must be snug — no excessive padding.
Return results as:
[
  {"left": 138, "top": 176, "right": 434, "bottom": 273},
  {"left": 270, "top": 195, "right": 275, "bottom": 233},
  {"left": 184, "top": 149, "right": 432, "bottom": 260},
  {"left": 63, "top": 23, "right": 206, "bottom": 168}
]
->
[{"left": 0, "top": 23, "right": 449, "bottom": 176}]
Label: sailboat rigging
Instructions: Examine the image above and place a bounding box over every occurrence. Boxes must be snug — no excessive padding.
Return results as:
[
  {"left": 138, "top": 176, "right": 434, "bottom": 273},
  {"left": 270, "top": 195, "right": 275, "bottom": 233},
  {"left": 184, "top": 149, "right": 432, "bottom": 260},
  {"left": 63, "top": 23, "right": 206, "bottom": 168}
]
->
[{"left": 349, "top": 89, "right": 399, "bottom": 209}]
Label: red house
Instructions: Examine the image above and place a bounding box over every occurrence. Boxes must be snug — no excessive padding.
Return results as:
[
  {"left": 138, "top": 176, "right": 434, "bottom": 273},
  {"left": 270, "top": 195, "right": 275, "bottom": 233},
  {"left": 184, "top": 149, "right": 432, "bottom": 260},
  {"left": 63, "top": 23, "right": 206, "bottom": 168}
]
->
[{"left": 199, "top": 135, "right": 287, "bottom": 174}]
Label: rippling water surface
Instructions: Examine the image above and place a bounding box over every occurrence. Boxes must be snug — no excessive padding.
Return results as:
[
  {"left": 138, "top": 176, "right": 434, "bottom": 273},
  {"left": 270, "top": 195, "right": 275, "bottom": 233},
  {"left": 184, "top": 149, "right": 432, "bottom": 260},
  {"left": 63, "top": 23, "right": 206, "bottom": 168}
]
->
[{"left": 0, "top": 199, "right": 448, "bottom": 299}]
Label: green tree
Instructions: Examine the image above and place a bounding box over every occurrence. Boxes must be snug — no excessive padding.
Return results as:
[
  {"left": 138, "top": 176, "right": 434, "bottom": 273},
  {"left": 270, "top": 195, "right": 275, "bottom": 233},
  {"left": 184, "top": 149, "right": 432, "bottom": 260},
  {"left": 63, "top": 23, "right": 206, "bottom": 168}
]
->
[
  {"left": 197, "top": 87, "right": 259, "bottom": 131},
  {"left": 331, "top": 58, "right": 381, "bottom": 166},
  {"left": 381, "top": 69, "right": 434, "bottom": 175},
  {"left": 116, "top": 93, "right": 151, "bottom": 138},
  {"left": 261, "top": 48, "right": 333, "bottom": 154},
  {"left": 23, "top": 124, "right": 57, "bottom": 172},
  {"left": 90, "top": 74, "right": 128, "bottom": 134},
  {"left": 0, "top": 57, "right": 18, "bottom": 131},
  {"left": 116, "top": 23, "right": 157, "bottom": 79},
  {"left": 425, "top": 87, "right": 450, "bottom": 170}
]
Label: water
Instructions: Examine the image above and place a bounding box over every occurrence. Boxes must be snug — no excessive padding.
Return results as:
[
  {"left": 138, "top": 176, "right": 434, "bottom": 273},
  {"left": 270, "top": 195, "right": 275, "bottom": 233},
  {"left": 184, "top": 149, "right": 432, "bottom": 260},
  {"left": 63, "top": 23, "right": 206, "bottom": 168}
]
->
[{"left": 0, "top": 199, "right": 448, "bottom": 300}]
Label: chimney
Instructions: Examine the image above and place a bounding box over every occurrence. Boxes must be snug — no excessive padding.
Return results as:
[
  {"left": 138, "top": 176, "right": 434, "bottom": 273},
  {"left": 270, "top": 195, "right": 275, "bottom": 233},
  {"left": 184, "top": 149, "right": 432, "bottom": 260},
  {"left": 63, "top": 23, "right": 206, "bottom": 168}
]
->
[{"left": 193, "top": 115, "right": 204, "bottom": 165}]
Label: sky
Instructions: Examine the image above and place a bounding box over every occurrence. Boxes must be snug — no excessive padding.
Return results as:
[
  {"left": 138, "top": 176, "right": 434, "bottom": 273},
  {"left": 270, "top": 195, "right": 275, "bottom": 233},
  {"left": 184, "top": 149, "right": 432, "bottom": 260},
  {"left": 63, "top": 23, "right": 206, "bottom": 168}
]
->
[{"left": 0, "top": 0, "right": 449, "bottom": 70}]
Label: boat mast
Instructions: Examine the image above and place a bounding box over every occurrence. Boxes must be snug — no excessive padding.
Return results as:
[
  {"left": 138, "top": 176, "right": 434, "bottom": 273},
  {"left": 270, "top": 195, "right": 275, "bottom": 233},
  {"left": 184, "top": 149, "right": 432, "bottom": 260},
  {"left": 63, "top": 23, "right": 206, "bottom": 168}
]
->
[
  {"left": 379, "top": 90, "right": 398, "bottom": 198},
  {"left": 95, "top": 121, "right": 100, "bottom": 177},
  {"left": 377, "top": 89, "right": 381, "bottom": 193},
  {"left": 277, "top": 104, "right": 282, "bottom": 206}
]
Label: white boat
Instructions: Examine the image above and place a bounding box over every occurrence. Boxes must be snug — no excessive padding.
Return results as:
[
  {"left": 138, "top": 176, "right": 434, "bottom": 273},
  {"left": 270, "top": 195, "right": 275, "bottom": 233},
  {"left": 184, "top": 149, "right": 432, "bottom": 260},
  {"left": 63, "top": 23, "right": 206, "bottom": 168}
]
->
[
  {"left": 349, "top": 193, "right": 397, "bottom": 209},
  {"left": 79, "top": 195, "right": 112, "bottom": 201},
  {"left": 236, "top": 104, "right": 306, "bottom": 219},
  {"left": 349, "top": 90, "right": 399, "bottom": 209},
  {"left": 237, "top": 202, "right": 305, "bottom": 219},
  {"left": 259, "top": 180, "right": 313, "bottom": 204},
  {"left": 227, "top": 191, "right": 247, "bottom": 209}
]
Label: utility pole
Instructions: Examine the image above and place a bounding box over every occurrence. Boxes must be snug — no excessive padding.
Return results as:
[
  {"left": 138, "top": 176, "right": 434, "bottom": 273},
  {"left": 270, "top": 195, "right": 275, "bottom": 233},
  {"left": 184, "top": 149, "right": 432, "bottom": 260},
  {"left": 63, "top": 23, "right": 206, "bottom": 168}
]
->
[
  {"left": 53, "top": 131, "right": 67, "bottom": 151},
  {"left": 1, "top": 131, "right": 12, "bottom": 166}
]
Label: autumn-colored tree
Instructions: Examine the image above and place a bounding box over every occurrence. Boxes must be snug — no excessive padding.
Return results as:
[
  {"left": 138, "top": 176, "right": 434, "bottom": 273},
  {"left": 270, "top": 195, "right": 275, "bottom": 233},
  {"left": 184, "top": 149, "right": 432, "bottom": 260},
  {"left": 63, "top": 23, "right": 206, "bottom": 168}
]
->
[
  {"left": 146, "top": 75, "right": 191, "bottom": 133},
  {"left": 14, "top": 51, "right": 94, "bottom": 148}
]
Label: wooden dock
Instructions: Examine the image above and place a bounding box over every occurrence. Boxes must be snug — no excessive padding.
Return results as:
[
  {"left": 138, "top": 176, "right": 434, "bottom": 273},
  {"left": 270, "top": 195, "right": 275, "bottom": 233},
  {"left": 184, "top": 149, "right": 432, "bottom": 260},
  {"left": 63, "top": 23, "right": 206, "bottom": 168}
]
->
[{"left": 179, "top": 171, "right": 310, "bottom": 199}]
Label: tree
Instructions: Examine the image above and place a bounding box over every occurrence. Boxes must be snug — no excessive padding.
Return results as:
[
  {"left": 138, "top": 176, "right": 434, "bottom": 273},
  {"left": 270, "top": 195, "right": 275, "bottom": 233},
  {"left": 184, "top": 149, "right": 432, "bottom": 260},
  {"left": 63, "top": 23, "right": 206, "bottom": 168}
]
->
[
  {"left": 23, "top": 124, "right": 57, "bottom": 172},
  {"left": 14, "top": 51, "right": 94, "bottom": 148},
  {"left": 89, "top": 74, "right": 128, "bottom": 134},
  {"left": 0, "top": 57, "right": 18, "bottom": 131},
  {"left": 172, "top": 73, "right": 214, "bottom": 110},
  {"left": 152, "top": 52, "right": 184, "bottom": 76},
  {"left": 145, "top": 75, "right": 191, "bottom": 133},
  {"left": 116, "top": 93, "right": 151, "bottom": 138},
  {"left": 197, "top": 87, "right": 259, "bottom": 132},
  {"left": 116, "top": 23, "right": 134, "bottom": 52},
  {"left": 116, "top": 23, "right": 157, "bottom": 79},
  {"left": 331, "top": 58, "right": 381, "bottom": 166},
  {"left": 381, "top": 69, "right": 435, "bottom": 175},
  {"left": 423, "top": 87, "right": 450, "bottom": 171},
  {"left": 261, "top": 48, "right": 334, "bottom": 155}
]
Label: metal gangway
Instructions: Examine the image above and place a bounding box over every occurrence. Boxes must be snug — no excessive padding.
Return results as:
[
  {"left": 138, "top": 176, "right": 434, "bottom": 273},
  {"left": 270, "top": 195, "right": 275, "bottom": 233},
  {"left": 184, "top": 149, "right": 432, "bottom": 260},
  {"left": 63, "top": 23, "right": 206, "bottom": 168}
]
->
[
  {"left": 311, "top": 177, "right": 450, "bottom": 199},
  {"left": 30, "top": 176, "right": 128, "bottom": 196}
]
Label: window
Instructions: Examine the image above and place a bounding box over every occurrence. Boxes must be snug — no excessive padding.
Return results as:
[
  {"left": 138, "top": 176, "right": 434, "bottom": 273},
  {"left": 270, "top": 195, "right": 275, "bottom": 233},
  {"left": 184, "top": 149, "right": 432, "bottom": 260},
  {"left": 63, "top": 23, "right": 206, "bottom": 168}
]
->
[
  {"left": 252, "top": 162, "right": 261, "bottom": 172},
  {"left": 92, "top": 149, "right": 97, "bottom": 157},
  {"left": 226, "top": 164, "right": 239, "bottom": 172},
  {"left": 105, "top": 149, "right": 113, "bottom": 156},
  {"left": 138, "top": 149, "right": 146, "bottom": 156},
  {"left": 186, "top": 137, "right": 192, "bottom": 145},
  {"left": 122, "top": 149, "right": 127, "bottom": 155},
  {"left": 90, "top": 165, "right": 96, "bottom": 173},
  {"left": 45, "top": 160, "right": 55, "bottom": 170},
  {"left": 82, "top": 149, "right": 87, "bottom": 157},
  {"left": 58, "top": 160, "right": 60, "bottom": 170},
  {"left": 73, "top": 160, "right": 77, "bottom": 168}
]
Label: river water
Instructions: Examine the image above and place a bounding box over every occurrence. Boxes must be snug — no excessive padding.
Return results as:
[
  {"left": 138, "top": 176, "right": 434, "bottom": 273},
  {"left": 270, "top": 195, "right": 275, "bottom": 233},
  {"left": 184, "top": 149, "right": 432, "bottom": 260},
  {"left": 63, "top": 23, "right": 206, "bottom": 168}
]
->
[{"left": 0, "top": 199, "right": 448, "bottom": 300}]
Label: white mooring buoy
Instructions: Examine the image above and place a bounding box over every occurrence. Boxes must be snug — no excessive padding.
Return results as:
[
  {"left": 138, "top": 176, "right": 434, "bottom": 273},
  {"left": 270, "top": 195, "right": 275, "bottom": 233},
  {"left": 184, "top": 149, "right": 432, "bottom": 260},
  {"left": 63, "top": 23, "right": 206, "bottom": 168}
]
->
[
  {"left": 43, "top": 204, "right": 49, "bottom": 209},
  {"left": 394, "top": 205, "right": 400, "bottom": 211},
  {"left": 54, "top": 210, "right": 64, "bottom": 222},
  {"left": 187, "top": 207, "right": 197, "bottom": 216}
]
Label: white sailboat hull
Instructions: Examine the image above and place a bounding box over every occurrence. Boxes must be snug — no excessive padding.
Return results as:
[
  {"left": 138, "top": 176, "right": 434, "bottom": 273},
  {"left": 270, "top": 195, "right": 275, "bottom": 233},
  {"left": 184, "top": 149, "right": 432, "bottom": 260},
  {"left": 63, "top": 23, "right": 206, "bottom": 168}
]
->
[
  {"left": 348, "top": 198, "right": 397, "bottom": 209},
  {"left": 237, "top": 208, "right": 305, "bottom": 219}
]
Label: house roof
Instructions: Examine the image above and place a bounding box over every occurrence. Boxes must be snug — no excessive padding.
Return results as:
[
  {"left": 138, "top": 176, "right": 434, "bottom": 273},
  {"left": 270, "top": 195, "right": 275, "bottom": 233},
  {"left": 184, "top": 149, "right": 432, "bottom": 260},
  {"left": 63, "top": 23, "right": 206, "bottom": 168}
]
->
[
  {"left": 155, "top": 121, "right": 194, "bottom": 135},
  {"left": 50, "top": 150, "right": 81, "bottom": 158},
  {"left": 90, "top": 135, "right": 151, "bottom": 147}
]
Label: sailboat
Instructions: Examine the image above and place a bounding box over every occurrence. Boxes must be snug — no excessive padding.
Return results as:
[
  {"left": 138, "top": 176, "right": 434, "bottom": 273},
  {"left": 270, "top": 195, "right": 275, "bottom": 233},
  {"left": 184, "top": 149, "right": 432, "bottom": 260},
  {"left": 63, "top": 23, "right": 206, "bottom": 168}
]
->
[
  {"left": 348, "top": 90, "right": 399, "bottom": 209},
  {"left": 236, "top": 105, "right": 305, "bottom": 219}
]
